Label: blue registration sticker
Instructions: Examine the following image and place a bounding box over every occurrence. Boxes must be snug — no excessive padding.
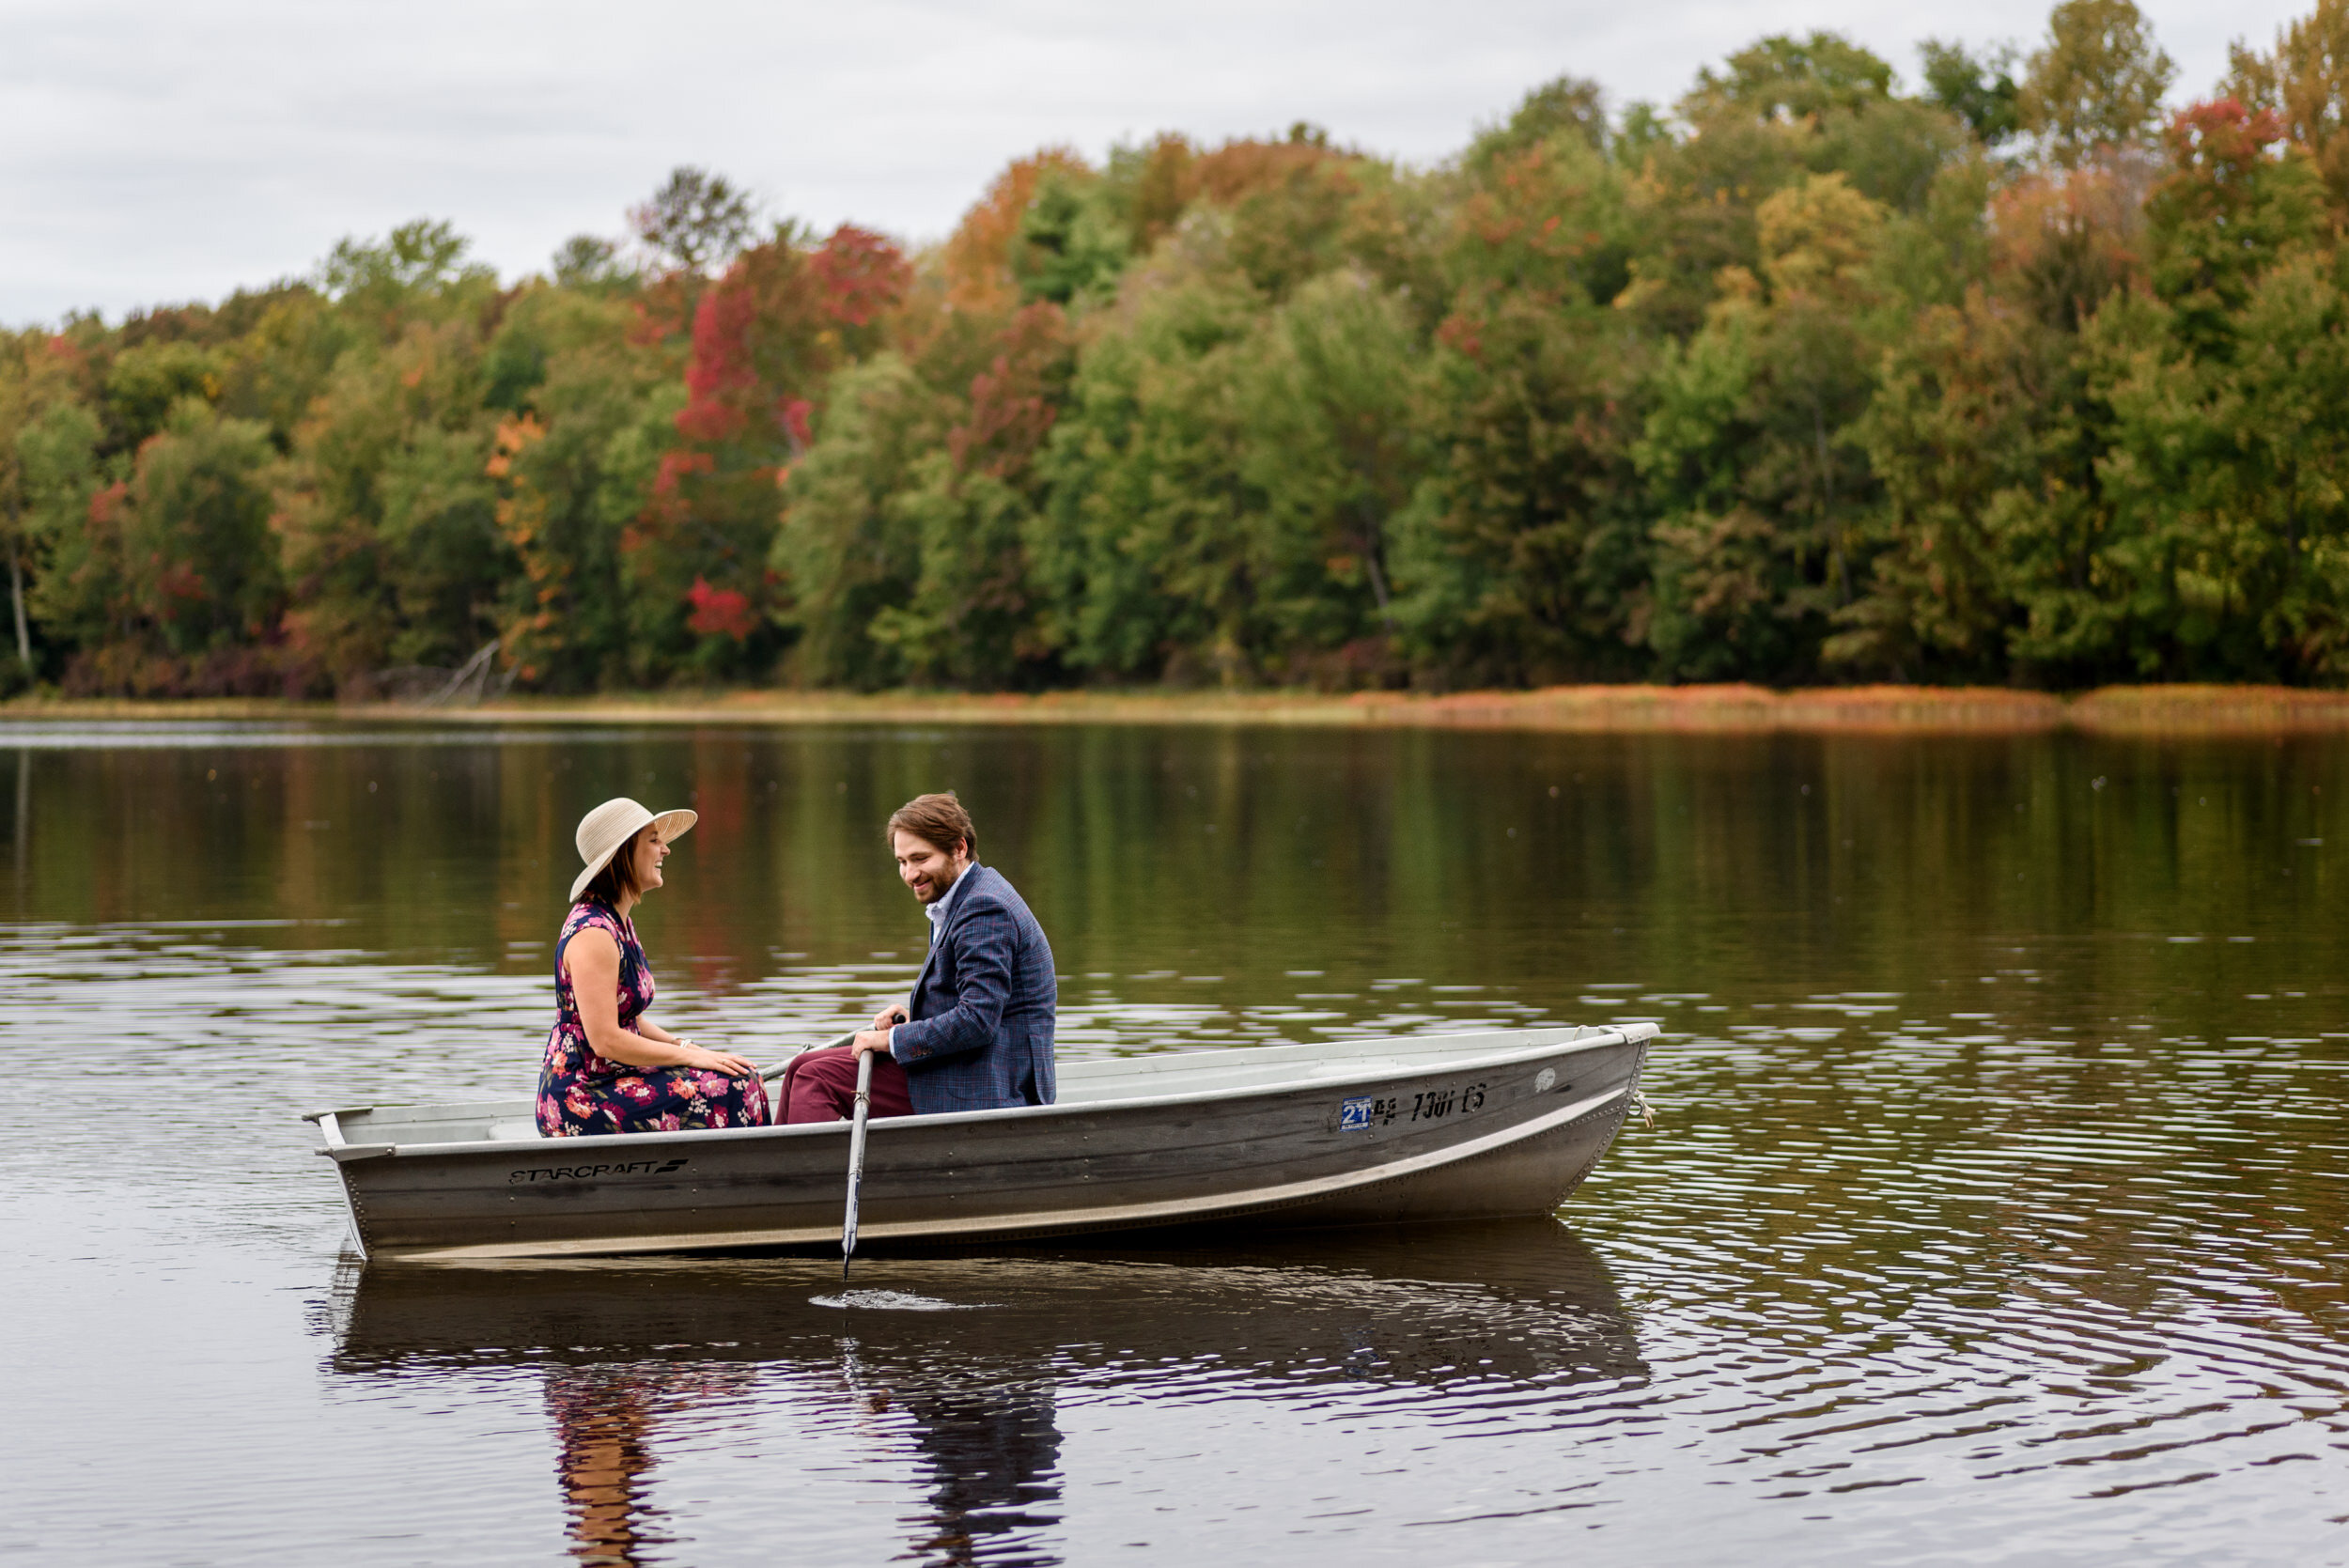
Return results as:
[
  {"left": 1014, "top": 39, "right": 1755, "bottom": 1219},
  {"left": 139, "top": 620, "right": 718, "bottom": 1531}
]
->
[{"left": 1339, "top": 1095, "right": 1373, "bottom": 1131}]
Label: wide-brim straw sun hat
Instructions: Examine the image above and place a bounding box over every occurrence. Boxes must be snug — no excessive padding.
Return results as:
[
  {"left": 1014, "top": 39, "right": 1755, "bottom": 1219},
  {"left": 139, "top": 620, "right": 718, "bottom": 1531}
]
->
[{"left": 569, "top": 797, "right": 697, "bottom": 904}]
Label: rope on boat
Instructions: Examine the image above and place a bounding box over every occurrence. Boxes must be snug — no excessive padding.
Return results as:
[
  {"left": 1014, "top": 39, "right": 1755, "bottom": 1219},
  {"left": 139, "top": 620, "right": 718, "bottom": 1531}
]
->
[{"left": 1628, "top": 1086, "right": 1655, "bottom": 1129}]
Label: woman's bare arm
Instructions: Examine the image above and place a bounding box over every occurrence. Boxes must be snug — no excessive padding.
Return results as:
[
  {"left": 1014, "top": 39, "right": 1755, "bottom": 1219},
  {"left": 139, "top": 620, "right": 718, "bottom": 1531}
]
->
[{"left": 565, "top": 927, "right": 756, "bottom": 1076}]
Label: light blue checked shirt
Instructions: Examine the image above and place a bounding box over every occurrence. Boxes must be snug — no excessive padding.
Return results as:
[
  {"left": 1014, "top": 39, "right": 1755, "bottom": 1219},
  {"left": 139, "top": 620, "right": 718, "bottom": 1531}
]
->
[{"left": 886, "top": 863, "right": 972, "bottom": 1057}]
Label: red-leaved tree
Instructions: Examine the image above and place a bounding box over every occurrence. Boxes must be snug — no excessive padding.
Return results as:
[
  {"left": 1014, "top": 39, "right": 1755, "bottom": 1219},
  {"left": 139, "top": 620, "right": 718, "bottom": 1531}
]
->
[{"left": 630, "top": 225, "right": 910, "bottom": 672}]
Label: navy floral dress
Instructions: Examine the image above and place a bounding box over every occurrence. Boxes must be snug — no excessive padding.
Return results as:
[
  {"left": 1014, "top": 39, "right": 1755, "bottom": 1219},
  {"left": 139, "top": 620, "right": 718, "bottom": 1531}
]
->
[{"left": 536, "top": 897, "right": 770, "bottom": 1137}]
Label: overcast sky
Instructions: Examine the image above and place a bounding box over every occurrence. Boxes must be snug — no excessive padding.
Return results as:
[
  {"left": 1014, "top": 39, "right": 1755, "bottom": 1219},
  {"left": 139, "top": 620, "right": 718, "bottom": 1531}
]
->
[{"left": 0, "top": 0, "right": 2311, "bottom": 326}]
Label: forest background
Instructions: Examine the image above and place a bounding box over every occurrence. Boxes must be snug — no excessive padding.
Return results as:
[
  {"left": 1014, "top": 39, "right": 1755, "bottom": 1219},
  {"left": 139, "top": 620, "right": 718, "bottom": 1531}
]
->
[{"left": 10, "top": 0, "right": 2349, "bottom": 700}]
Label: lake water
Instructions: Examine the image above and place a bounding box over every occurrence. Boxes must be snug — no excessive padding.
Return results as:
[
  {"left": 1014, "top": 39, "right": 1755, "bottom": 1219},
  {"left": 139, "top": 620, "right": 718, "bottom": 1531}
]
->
[{"left": 1, "top": 720, "right": 2344, "bottom": 1565}]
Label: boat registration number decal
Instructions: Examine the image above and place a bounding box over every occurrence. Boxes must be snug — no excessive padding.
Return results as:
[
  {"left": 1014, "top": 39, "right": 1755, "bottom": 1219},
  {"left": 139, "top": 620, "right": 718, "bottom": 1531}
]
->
[
  {"left": 1340, "top": 1082, "right": 1488, "bottom": 1131},
  {"left": 508, "top": 1157, "right": 688, "bottom": 1185}
]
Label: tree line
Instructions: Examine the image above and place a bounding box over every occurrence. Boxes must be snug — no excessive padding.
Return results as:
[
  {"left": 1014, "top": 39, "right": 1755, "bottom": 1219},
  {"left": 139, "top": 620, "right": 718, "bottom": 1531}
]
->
[{"left": 9, "top": 0, "right": 2349, "bottom": 699}]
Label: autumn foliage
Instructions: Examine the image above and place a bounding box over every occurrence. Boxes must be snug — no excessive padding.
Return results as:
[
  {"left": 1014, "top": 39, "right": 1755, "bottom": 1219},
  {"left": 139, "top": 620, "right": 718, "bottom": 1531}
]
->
[{"left": 18, "top": 0, "right": 2349, "bottom": 698}]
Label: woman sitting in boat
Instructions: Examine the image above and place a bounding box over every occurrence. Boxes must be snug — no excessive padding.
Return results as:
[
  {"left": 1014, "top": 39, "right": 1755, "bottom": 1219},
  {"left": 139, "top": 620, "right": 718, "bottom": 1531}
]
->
[{"left": 537, "top": 798, "right": 769, "bottom": 1138}]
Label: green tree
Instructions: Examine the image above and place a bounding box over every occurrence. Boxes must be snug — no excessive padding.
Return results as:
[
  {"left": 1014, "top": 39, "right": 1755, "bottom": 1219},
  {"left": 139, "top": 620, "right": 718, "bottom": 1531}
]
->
[
  {"left": 320, "top": 219, "right": 499, "bottom": 340},
  {"left": 552, "top": 234, "right": 631, "bottom": 290},
  {"left": 1011, "top": 171, "right": 1130, "bottom": 305},
  {"left": 1636, "top": 174, "right": 1890, "bottom": 680},
  {"left": 1393, "top": 126, "right": 1647, "bottom": 685},
  {"left": 630, "top": 167, "right": 759, "bottom": 275},
  {"left": 2019, "top": 0, "right": 2176, "bottom": 166},
  {"left": 864, "top": 304, "right": 1073, "bottom": 688},
  {"left": 1679, "top": 33, "right": 1968, "bottom": 212},
  {"left": 2227, "top": 0, "right": 2349, "bottom": 217},
  {"left": 0, "top": 333, "right": 85, "bottom": 683},
  {"left": 18, "top": 400, "right": 115, "bottom": 661},
  {"left": 1032, "top": 273, "right": 1263, "bottom": 682},
  {"left": 2144, "top": 100, "right": 2326, "bottom": 353},
  {"left": 1693, "top": 32, "right": 1894, "bottom": 121},
  {"left": 1921, "top": 39, "right": 2024, "bottom": 146},
  {"left": 2092, "top": 258, "right": 2349, "bottom": 678},
  {"left": 126, "top": 399, "right": 281, "bottom": 658},
  {"left": 216, "top": 286, "right": 350, "bottom": 450},
  {"left": 1231, "top": 273, "right": 1426, "bottom": 680},
  {"left": 1832, "top": 290, "right": 2064, "bottom": 678},
  {"left": 1393, "top": 293, "right": 1645, "bottom": 685},
  {"left": 483, "top": 285, "right": 684, "bottom": 691},
  {"left": 2049, "top": 101, "right": 2346, "bottom": 680},
  {"left": 104, "top": 341, "right": 225, "bottom": 447},
  {"left": 771, "top": 354, "right": 951, "bottom": 687},
  {"left": 275, "top": 315, "right": 509, "bottom": 682},
  {"left": 1619, "top": 32, "right": 1959, "bottom": 339},
  {"left": 1467, "top": 75, "right": 1610, "bottom": 170}
]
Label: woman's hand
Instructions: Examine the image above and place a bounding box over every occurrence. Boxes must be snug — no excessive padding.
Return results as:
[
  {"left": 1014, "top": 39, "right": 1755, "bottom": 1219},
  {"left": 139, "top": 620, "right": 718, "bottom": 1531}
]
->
[
  {"left": 871, "top": 1002, "right": 910, "bottom": 1031},
  {"left": 676, "top": 1040, "right": 758, "bottom": 1077}
]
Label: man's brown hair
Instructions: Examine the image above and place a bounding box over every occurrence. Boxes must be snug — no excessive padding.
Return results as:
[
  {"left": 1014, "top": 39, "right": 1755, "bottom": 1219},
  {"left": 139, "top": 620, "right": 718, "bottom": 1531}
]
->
[
  {"left": 583, "top": 825, "right": 648, "bottom": 907},
  {"left": 887, "top": 792, "right": 977, "bottom": 859}
]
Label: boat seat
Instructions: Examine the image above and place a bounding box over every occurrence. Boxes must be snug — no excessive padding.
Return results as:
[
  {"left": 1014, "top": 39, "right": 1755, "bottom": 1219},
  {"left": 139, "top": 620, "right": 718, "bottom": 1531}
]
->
[{"left": 484, "top": 1120, "right": 542, "bottom": 1141}]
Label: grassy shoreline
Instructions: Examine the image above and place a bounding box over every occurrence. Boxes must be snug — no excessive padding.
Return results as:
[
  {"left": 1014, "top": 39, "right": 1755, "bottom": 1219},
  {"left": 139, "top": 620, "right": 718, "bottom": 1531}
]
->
[{"left": 8, "top": 682, "right": 2349, "bottom": 735}]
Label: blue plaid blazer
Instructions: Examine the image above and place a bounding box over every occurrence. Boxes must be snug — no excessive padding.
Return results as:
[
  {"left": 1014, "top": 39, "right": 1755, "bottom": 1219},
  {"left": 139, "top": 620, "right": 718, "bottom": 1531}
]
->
[{"left": 889, "top": 863, "right": 1058, "bottom": 1113}]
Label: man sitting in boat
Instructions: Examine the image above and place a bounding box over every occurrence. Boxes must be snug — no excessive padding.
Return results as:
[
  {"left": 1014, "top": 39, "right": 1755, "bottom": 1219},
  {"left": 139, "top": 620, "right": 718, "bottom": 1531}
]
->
[{"left": 780, "top": 792, "right": 1058, "bottom": 1121}]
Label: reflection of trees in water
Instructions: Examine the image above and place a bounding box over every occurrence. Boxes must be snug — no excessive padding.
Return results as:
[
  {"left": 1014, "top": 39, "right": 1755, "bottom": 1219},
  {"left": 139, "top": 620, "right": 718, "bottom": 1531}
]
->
[{"left": 544, "top": 1363, "right": 754, "bottom": 1568}]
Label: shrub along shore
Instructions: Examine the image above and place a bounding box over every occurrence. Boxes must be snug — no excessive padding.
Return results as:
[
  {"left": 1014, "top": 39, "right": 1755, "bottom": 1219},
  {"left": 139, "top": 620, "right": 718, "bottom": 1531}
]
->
[{"left": 10, "top": 684, "right": 2349, "bottom": 736}]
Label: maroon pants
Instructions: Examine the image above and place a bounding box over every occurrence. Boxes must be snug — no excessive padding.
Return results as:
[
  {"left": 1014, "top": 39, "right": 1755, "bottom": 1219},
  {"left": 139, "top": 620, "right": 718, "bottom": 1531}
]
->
[{"left": 779, "top": 1046, "right": 916, "bottom": 1124}]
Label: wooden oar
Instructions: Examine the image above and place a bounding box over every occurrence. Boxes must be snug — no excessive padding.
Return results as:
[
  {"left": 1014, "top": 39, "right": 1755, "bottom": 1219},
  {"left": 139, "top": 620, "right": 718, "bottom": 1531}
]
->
[
  {"left": 749, "top": 1032, "right": 876, "bottom": 1278},
  {"left": 840, "top": 1048, "right": 876, "bottom": 1280}
]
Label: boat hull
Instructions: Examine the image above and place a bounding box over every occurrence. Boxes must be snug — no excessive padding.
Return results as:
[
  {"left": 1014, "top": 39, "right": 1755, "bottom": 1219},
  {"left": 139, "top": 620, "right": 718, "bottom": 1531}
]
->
[{"left": 317, "top": 1025, "right": 1653, "bottom": 1262}]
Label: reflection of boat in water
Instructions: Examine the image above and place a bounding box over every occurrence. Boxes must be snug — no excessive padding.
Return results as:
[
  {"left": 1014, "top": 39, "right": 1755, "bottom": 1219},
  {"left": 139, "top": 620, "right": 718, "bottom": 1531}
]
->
[
  {"left": 326, "top": 1224, "right": 1644, "bottom": 1567},
  {"left": 307, "top": 1025, "right": 1655, "bottom": 1262},
  {"left": 330, "top": 1223, "right": 1645, "bottom": 1388}
]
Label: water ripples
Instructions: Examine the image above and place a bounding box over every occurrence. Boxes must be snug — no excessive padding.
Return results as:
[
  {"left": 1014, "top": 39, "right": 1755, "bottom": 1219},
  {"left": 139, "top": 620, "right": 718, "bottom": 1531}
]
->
[
  {"left": 8, "top": 720, "right": 2349, "bottom": 1563},
  {"left": 1576, "top": 976, "right": 2349, "bottom": 1559},
  {"left": 6, "top": 922, "right": 2347, "bottom": 1563}
]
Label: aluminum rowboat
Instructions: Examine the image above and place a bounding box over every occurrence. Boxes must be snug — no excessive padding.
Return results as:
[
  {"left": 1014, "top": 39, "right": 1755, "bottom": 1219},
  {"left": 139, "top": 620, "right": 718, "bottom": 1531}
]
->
[{"left": 305, "top": 1022, "right": 1656, "bottom": 1263}]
